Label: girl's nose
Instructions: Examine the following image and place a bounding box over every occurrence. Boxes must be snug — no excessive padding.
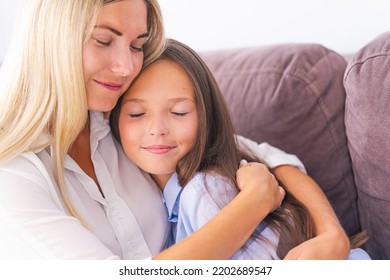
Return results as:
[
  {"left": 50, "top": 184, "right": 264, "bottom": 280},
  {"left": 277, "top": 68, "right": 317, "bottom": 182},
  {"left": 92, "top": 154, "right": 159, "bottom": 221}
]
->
[{"left": 149, "top": 118, "right": 168, "bottom": 136}]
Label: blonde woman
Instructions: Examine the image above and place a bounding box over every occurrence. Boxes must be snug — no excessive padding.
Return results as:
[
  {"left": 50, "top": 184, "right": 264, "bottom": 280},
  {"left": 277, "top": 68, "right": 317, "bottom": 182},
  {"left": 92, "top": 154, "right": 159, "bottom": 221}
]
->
[{"left": 0, "top": 0, "right": 348, "bottom": 259}]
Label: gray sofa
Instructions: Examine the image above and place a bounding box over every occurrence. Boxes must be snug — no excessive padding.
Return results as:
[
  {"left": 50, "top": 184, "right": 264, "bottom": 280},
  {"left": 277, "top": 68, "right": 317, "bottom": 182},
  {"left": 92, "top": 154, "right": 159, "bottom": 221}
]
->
[{"left": 200, "top": 32, "right": 390, "bottom": 260}]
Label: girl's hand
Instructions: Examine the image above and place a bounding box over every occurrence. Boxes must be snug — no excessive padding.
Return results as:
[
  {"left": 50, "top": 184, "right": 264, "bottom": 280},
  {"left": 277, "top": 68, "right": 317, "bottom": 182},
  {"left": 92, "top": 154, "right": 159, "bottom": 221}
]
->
[{"left": 236, "top": 161, "right": 285, "bottom": 213}]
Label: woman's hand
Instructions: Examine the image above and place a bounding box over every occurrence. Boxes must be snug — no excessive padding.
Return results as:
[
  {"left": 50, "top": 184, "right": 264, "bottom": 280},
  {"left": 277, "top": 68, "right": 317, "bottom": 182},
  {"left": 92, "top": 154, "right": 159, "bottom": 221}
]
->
[
  {"left": 274, "top": 165, "right": 350, "bottom": 260},
  {"left": 283, "top": 229, "right": 350, "bottom": 260},
  {"left": 236, "top": 161, "right": 285, "bottom": 213}
]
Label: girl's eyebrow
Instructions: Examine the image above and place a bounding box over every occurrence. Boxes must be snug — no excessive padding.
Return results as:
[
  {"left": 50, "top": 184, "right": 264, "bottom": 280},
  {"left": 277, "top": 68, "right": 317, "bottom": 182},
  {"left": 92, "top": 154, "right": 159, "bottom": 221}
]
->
[
  {"left": 122, "top": 97, "right": 194, "bottom": 104},
  {"left": 122, "top": 98, "right": 144, "bottom": 104},
  {"left": 94, "top": 25, "right": 149, "bottom": 39}
]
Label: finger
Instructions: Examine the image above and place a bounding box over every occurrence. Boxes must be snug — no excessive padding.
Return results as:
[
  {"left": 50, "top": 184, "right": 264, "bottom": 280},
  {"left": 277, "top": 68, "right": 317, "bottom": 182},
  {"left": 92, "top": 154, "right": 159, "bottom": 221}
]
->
[
  {"left": 277, "top": 186, "right": 285, "bottom": 207},
  {"left": 279, "top": 186, "right": 286, "bottom": 199},
  {"left": 239, "top": 159, "right": 248, "bottom": 167}
]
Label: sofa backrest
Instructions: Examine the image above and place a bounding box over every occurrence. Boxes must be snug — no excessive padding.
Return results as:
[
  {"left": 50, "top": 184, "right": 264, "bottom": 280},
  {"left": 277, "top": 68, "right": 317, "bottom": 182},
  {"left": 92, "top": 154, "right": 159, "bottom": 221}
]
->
[
  {"left": 200, "top": 44, "right": 360, "bottom": 236},
  {"left": 344, "top": 32, "right": 390, "bottom": 260}
]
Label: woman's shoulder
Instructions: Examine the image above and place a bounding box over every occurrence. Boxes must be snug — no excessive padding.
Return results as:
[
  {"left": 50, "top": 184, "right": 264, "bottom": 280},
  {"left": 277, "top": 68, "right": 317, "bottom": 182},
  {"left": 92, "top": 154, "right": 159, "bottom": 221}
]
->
[
  {"left": 0, "top": 151, "right": 54, "bottom": 192},
  {"left": 0, "top": 151, "right": 66, "bottom": 212}
]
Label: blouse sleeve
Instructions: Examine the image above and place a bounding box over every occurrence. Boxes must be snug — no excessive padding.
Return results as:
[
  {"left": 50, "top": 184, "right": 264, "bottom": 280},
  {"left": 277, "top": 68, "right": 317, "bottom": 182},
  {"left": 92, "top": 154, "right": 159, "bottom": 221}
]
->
[
  {"left": 0, "top": 155, "right": 119, "bottom": 259},
  {"left": 235, "top": 134, "right": 307, "bottom": 173}
]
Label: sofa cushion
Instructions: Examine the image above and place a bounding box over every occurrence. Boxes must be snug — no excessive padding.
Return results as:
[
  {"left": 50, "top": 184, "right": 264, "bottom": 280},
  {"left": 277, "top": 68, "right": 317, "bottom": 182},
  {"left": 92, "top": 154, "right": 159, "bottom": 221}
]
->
[
  {"left": 200, "top": 44, "right": 360, "bottom": 236},
  {"left": 344, "top": 32, "right": 390, "bottom": 259}
]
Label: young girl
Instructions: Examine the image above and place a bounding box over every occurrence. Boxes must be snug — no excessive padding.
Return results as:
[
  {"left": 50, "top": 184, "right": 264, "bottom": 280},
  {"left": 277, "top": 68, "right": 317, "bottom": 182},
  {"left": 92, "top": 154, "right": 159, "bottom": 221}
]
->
[{"left": 110, "top": 39, "right": 370, "bottom": 259}]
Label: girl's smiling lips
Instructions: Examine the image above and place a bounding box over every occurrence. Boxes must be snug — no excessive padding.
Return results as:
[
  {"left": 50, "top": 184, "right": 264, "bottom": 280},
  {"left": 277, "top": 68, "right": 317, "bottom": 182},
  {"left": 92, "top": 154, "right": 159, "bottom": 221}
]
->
[
  {"left": 143, "top": 145, "right": 175, "bottom": 154},
  {"left": 93, "top": 79, "right": 123, "bottom": 91}
]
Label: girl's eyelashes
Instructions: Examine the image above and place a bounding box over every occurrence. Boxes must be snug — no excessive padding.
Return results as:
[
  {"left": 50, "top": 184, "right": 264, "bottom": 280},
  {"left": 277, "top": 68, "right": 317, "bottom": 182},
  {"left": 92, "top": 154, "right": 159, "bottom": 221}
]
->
[
  {"left": 128, "top": 113, "right": 145, "bottom": 118},
  {"left": 128, "top": 112, "right": 188, "bottom": 117},
  {"left": 171, "top": 112, "right": 188, "bottom": 116}
]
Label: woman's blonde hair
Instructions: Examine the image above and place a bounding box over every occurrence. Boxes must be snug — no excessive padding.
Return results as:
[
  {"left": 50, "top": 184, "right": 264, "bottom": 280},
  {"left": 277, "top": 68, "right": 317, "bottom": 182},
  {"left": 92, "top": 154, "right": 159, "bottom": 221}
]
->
[{"left": 0, "top": 0, "right": 165, "bottom": 219}]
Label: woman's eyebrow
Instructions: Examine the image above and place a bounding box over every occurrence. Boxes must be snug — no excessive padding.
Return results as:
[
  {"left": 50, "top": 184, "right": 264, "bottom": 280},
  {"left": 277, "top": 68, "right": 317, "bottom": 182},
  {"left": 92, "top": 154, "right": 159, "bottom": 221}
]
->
[
  {"left": 95, "top": 25, "right": 123, "bottom": 36},
  {"left": 94, "top": 25, "right": 149, "bottom": 39}
]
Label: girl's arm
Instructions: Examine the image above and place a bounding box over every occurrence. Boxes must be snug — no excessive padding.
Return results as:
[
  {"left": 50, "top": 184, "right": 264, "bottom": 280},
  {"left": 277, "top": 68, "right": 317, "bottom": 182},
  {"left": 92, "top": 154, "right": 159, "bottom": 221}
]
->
[
  {"left": 273, "top": 165, "right": 350, "bottom": 260},
  {"left": 154, "top": 163, "right": 285, "bottom": 259}
]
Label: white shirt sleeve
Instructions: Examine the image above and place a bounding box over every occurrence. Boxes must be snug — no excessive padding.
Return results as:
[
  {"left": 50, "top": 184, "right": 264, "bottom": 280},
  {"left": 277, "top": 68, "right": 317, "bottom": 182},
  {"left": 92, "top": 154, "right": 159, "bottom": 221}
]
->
[
  {"left": 235, "top": 135, "right": 306, "bottom": 173},
  {"left": 0, "top": 155, "right": 119, "bottom": 260}
]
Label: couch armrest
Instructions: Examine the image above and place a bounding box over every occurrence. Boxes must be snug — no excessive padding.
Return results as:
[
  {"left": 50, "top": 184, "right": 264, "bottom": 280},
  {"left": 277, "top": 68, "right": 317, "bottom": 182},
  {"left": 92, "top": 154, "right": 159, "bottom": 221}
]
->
[{"left": 344, "top": 32, "right": 390, "bottom": 259}]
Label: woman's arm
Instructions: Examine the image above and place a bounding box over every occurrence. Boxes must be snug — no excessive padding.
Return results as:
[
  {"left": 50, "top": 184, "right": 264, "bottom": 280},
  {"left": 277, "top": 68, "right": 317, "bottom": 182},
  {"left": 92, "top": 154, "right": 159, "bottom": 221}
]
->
[
  {"left": 0, "top": 157, "right": 119, "bottom": 260},
  {"left": 154, "top": 163, "right": 285, "bottom": 259},
  {"left": 273, "top": 165, "right": 350, "bottom": 260},
  {"left": 236, "top": 136, "right": 349, "bottom": 259}
]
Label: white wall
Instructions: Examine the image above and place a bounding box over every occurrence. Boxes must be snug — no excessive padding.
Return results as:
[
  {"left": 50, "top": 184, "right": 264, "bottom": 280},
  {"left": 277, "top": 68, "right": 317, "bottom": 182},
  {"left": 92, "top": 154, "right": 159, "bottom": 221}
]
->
[
  {"left": 1, "top": 0, "right": 390, "bottom": 62},
  {"left": 159, "top": 0, "right": 390, "bottom": 54},
  {"left": 0, "top": 0, "right": 20, "bottom": 63}
]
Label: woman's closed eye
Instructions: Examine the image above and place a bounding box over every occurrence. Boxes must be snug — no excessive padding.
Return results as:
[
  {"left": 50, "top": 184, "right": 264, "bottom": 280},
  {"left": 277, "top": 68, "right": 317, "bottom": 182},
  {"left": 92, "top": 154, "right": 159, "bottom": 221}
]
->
[
  {"left": 130, "top": 37, "right": 147, "bottom": 53},
  {"left": 93, "top": 39, "right": 143, "bottom": 52},
  {"left": 130, "top": 45, "right": 143, "bottom": 53},
  {"left": 94, "top": 38, "right": 111, "bottom": 47}
]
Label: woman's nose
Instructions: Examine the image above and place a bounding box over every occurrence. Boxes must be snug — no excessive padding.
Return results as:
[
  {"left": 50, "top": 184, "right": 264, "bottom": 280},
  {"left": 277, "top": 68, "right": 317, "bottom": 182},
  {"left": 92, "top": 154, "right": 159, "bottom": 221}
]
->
[{"left": 110, "top": 49, "right": 134, "bottom": 77}]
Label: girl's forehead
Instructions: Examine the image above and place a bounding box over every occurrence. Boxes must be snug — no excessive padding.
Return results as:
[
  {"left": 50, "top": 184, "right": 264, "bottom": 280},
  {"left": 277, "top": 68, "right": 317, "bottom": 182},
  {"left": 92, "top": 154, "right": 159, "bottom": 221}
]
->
[{"left": 123, "top": 59, "right": 195, "bottom": 100}]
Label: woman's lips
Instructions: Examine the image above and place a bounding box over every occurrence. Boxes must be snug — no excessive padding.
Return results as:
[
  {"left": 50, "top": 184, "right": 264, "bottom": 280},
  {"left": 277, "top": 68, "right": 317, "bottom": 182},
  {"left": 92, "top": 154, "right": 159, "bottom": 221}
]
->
[
  {"left": 143, "top": 145, "right": 175, "bottom": 154},
  {"left": 93, "top": 79, "right": 123, "bottom": 91}
]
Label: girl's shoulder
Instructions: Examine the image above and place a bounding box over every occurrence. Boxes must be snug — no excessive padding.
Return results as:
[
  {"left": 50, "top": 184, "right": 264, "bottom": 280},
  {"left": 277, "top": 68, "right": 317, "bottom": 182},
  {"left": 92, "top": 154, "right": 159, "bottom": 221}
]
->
[
  {"left": 180, "top": 171, "right": 238, "bottom": 208},
  {"left": 184, "top": 171, "right": 232, "bottom": 191}
]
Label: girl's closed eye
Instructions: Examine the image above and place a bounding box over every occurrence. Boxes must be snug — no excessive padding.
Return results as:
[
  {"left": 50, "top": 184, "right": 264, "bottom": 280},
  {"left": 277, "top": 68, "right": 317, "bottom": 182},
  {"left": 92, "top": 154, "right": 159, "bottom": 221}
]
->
[
  {"left": 121, "top": 101, "right": 146, "bottom": 119},
  {"left": 129, "top": 112, "right": 145, "bottom": 118},
  {"left": 170, "top": 101, "right": 196, "bottom": 117},
  {"left": 171, "top": 111, "right": 188, "bottom": 117}
]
